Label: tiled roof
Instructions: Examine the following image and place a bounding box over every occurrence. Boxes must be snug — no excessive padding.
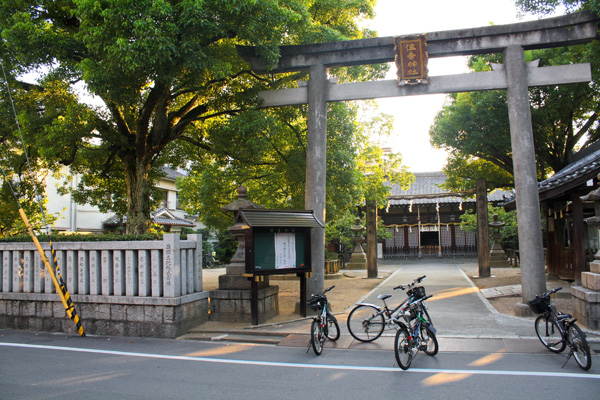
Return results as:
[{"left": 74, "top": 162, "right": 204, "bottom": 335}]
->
[
  {"left": 388, "top": 171, "right": 510, "bottom": 206},
  {"left": 103, "top": 207, "right": 195, "bottom": 228},
  {"left": 161, "top": 166, "right": 185, "bottom": 181},
  {"left": 501, "top": 146, "right": 600, "bottom": 205},
  {"left": 538, "top": 148, "right": 600, "bottom": 194}
]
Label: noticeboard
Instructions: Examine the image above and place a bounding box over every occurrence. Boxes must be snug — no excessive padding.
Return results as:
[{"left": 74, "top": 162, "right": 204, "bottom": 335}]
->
[{"left": 246, "top": 227, "right": 312, "bottom": 275}]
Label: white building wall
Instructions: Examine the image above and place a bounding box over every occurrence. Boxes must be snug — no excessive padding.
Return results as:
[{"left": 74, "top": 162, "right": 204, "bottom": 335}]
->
[
  {"left": 45, "top": 168, "right": 106, "bottom": 232},
  {"left": 45, "top": 167, "right": 203, "bottom": 233}
]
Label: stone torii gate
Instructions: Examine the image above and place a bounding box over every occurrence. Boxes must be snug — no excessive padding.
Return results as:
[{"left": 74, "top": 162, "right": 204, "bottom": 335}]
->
[{"left": 237, "top": 11, "right": 598, "bottom": 315}]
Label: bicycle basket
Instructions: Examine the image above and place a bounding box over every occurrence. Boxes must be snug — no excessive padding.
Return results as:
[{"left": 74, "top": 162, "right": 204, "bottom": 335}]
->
[
  {"left": 308, "top": 297, "right": 322, "bottom": 311},
  {"left": 407, "top": 286, "right": 426, "bottom": 300},
  {"left": 527, "top": 296, "right": 550, "bottom": 314}
]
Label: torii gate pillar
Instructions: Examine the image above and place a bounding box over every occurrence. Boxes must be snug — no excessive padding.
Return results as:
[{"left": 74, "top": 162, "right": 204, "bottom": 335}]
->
[
  {"left": 306, "top": 63, "right": 328, "bottom": 297},
  {"left": 505, "top": 45, "right": 547, "bottom": 315}
]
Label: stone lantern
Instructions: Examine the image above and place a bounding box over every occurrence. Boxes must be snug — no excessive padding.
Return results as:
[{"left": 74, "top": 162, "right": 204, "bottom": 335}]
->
[
  {"left": 489, "top": 214, "right": 509, "bottom": 267},
  {"left": 218, "top": 186, "right": 264, "bottom": 290},
  {"left": 209, "top": 187, "right": 279, "bottom": 323},
  {"left": 346, "top": 217, "right": 367, "bottom": 269}
]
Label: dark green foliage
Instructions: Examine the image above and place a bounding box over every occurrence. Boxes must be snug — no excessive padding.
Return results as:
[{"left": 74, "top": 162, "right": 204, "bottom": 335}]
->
[{"left": 0, "top": 232, "right": 161, "bottom": 243}]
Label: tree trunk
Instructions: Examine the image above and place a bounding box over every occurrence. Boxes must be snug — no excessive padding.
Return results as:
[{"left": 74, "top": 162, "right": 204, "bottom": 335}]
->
[{"left": 124, "top": 158, "right": 153, "bottom": 235}]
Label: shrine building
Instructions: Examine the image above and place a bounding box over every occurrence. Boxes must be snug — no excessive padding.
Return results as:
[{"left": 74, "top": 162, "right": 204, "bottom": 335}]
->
[{"left": 380, "top": 171, "right": 509, "bottom": 258}]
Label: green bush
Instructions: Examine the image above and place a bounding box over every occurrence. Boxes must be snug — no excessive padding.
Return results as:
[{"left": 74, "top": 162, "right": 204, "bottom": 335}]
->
[
  {"left": 0, "top": 233, "right": 161, "bottom": 243},
  {"left": 459, "top": 205, "right": 519, "bottom": 250}
]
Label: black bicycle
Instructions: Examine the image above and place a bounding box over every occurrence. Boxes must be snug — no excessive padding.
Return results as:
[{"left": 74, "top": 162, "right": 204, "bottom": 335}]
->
[
  {"left": 307, "top": 285, "right": 340, "bottom": 355},
  {"left": 527, "top": 287, "right": 592, "bottom": 370},
  {"left": 394, "top": 294, "right": 438, "bottom": 370},
  {"left": 347, "top": 275, "right": 432, "bottom": 342}
]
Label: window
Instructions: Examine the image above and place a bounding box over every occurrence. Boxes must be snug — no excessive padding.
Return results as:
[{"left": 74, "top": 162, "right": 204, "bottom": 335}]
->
[{"left": 161, "top": 190, "right": 168, "bottom": 208}]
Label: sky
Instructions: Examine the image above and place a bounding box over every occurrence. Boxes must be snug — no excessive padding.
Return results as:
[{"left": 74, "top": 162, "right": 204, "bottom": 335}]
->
[{"left": 362, "top": 0, "right": 549, "bottom": 172}]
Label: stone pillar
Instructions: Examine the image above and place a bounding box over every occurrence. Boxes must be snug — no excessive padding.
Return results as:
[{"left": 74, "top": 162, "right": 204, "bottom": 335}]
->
[
  {"left": 163, "top": 233, "right": 181, "bottom": 297},
  {"left": 476, "top": 179, "right": 490, "bottom": 278},
  {"left": 306, "top": 63, "right": 327, "bottom": 297},
  {"left": 187, "top": 234, "right": 203, "bottom": 292},
  {"left": 504, "top": 45, "right": 547, "bottom": 315}
]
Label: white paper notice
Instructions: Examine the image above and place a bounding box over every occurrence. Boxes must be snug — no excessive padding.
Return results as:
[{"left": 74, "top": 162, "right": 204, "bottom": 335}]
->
[{"left": 274, "top": 232, "right": 296, "bottom": 269}]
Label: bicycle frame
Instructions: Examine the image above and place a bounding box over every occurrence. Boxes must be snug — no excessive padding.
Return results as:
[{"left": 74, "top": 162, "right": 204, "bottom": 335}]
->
[
  {"left": 542, "top": 307, "right": 567, "bottom": 344},
  {"left": 353, "top": 275, "right": 427, "bottom": 326},
  {"left": 399, "top": 295, "right": 435, "bottom": 336},
  {"left": 316, "top": 301, "right": 328, "bottom": 332},
  {"left": 355, "top": 296, "right": 408, "bottom": 323}
]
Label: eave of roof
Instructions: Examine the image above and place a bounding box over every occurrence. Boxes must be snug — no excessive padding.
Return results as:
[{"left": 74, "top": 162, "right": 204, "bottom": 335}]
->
[
  {"left": 387, "top": 171, "right": 511, "bottom": 206},
  {"left": 238, "top": 209, "right": 324, "bottom": 228}
]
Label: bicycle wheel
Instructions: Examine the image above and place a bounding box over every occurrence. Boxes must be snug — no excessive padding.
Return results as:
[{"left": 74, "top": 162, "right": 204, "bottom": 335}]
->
[
  {"left": 394, "top": 325, "right": 412, "bottom": 370},
  {"left": 420, "top": 325, "right": 438, "bottom": 356},
  {"left": 325, "top": 312, "right": 340, "bottom": 341},
  {"left": 568, "top": 324, "right": 592, "bottom": 370},
  {"left": 534, "top": 315, "right": 566, "bottom": 353},
  {"left": 311, "top": 318, "right": 324, "bottom": 355},
  {"left": 347, "top": 305, "right": 385, "bottom": 342}
]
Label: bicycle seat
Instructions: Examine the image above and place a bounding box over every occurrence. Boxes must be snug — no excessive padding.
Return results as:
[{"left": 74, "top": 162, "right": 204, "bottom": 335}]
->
[
  {"left": 557, "top": 313, "right": 572, "bottom": 320},
  {"left": 377, "top": 294, "right": 392, "bottom": 300}
]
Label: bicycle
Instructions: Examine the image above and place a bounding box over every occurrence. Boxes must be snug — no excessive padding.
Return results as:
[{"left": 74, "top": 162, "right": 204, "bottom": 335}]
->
[
  {"left": 307, "top": 285, "right": 340, "bottom": 355},
  {"left": 346, "top": 275, "right": 432, "bottom": 342},
  {"left": 527, "top": 287, "right": 592, "bottom": 370},
  {"left": 394, "top": 294, "right": 438, "bottom": 370}
]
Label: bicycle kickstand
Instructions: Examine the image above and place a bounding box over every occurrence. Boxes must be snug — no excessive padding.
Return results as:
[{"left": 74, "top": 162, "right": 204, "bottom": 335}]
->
[{"left": 561, "top": 347, "right": 574, "bottom": 369}]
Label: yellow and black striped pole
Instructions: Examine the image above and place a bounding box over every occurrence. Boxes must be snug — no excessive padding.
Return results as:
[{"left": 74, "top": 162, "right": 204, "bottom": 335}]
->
[{"left": 18, "top": 209, "right": 86, "bottom": 337}]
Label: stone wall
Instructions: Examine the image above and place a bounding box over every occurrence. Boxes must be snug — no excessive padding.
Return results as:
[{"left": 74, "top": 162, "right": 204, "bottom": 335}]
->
[
  {"left": 572, "top": 260, "right": 600, "bottom": 330},
  {"left": 0, "top": 234, "right": 209, "bottom": 338},
  {"left": 210, "top": 286, "right": 279, "bottom": 324}
]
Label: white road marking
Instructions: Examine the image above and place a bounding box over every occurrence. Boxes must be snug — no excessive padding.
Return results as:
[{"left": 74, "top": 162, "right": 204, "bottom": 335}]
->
[{"left": 1, "top": 341, "right": 598, "bottom": 380}]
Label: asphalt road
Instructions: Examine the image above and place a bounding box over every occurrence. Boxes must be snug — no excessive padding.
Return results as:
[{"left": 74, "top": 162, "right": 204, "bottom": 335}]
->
[{"left": 1, "top": 330, "right": 598, "bottom": 400}]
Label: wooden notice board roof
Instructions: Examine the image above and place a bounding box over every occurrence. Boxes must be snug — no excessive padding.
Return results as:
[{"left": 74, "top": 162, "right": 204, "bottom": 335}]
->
[{"left": 238, "top": 209, "right": 324, "bottom": 228}]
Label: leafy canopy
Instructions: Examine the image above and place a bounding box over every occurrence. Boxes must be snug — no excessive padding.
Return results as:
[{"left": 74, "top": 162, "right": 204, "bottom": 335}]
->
[
  {"left": 430, "top": 43, "right": 599, "bottom": 192},
  {"left": 0, "top": 0, "right": 383, "bottom": 234}
]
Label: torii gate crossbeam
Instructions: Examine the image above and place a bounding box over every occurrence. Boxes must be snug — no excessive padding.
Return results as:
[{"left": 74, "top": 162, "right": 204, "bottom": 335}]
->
[{"left": 237, "top": 11, "right": 598, "bottom": 314}]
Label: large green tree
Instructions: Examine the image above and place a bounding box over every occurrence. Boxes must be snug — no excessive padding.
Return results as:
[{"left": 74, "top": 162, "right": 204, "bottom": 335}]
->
[{"left": 0, "top": 0, "right": 379, "bottom": 234}]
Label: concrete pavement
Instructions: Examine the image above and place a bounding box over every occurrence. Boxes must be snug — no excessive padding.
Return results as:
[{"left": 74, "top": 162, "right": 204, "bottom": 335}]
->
[{"left": 181, "top": 260, "right": 600, "bottom": 354}]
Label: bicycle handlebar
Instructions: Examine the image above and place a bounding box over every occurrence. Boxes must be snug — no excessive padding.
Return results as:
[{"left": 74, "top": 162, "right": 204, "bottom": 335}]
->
[
  {"left": 537, "top": 287, "right": 562, "bottom": 299},
  {"left": 310, "top": 285, "right": 335, "bottom": 299},
  {"left": 323, "top": 285, "right": 335, "bottom": 295},
  {"left": 393, "top": 275, "right": 427, "bottom": 291}
]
